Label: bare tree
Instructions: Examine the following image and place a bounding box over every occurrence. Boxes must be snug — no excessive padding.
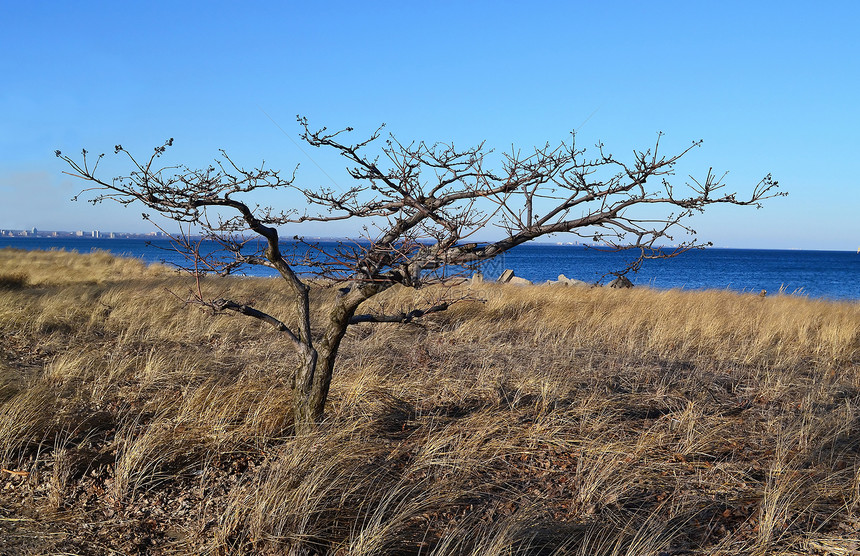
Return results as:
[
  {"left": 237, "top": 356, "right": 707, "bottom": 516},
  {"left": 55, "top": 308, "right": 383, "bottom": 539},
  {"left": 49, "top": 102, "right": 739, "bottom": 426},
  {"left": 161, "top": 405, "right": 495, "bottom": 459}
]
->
[{"left": 56, "top": 118, "right": 783, "bottom": 432}]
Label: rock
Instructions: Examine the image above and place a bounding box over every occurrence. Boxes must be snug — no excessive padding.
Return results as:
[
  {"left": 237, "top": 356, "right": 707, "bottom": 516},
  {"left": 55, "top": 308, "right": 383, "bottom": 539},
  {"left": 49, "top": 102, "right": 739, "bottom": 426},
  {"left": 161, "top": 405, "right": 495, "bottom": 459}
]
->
[
  {"left": 608, "top": 276, "right": 634, "bottom": 289},
  {"left": 556, "top": 274, "right": 588, "bottom": 287},
  {"left": 498, "top": 269, "right": 515, "bottom": 283},
  {"left": 508, "top": 276, "right": 533, "bottom": 285}
]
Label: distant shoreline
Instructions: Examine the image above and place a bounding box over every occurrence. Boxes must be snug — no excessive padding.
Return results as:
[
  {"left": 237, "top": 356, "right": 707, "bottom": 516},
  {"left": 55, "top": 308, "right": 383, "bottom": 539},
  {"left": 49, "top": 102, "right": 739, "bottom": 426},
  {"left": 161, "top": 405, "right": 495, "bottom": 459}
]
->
[{"left": 0, "top": 234, "right": 855, "bottom": 254}]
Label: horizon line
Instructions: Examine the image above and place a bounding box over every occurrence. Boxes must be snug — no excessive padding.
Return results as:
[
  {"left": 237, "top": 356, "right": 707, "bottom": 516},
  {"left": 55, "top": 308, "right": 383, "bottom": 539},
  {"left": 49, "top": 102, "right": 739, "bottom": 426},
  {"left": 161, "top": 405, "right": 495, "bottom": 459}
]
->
[{"left": 0, "top": 229, "right": 856, "bottom": 253}]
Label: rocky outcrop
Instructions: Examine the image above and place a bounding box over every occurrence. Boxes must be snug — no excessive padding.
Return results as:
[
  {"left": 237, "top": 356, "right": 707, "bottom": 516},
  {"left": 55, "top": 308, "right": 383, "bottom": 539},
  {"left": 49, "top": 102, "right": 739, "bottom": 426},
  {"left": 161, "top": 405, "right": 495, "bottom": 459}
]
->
[
  {"left": 495, "top": 269, "right": 532, "bottom": 285},
  {"left": 489, "top": 269, "right": 629, "bottom": 288},
  {"left": 608, "top": 276, "right": 634, "bottom": 289},
  {"left": 555, "top": 274, "right": 588, "bottom": 287}
]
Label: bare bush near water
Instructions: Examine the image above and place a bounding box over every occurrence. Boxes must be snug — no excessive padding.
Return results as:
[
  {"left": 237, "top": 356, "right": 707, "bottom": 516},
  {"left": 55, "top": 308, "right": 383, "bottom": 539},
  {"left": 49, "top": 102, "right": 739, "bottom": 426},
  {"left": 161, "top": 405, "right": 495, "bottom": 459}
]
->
[
  {"left": 2, "top": 250, "right": 860, "bottom": 554},
  {"left": 56, "top": 120, "right": 782, "bottom": 431}
]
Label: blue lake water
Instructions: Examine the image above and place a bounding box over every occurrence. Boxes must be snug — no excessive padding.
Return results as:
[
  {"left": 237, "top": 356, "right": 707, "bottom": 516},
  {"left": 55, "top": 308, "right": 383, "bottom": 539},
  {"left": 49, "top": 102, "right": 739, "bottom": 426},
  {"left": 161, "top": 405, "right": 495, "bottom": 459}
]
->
[{"left": 1, "top": 237, "right": 858, "bottom": 301}]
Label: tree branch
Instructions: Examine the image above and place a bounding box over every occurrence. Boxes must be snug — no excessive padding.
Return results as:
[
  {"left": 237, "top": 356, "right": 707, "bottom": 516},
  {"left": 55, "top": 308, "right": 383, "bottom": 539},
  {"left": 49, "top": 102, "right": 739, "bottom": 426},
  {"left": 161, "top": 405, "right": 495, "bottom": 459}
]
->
[
  {"left": 349, "top": 302, "right": 450, "bottom": 325},
  {"left": 211, "top": 298, "right": 303, "bottom": 348}
]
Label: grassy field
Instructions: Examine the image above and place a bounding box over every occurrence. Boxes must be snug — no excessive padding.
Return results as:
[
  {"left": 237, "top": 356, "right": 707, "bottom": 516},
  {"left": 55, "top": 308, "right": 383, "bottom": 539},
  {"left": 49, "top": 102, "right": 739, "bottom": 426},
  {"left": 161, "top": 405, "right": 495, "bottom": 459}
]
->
[{"left": 1, "top": 248, "right": 859, "bottom": 555}]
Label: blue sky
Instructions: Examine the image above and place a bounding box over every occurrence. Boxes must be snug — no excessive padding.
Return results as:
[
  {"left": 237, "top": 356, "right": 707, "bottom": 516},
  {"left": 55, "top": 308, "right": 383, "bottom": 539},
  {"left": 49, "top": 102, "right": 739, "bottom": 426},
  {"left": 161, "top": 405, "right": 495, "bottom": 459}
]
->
[{"left": 1, "top": 1, "right": 857, "bottom": 250}]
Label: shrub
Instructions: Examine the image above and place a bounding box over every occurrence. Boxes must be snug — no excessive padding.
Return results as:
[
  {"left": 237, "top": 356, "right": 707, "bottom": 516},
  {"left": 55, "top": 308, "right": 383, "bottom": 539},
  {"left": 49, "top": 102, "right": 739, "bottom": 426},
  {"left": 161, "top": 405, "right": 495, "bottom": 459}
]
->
[{"left": 0, "top": 273, "right": 28, "bottom": 289}]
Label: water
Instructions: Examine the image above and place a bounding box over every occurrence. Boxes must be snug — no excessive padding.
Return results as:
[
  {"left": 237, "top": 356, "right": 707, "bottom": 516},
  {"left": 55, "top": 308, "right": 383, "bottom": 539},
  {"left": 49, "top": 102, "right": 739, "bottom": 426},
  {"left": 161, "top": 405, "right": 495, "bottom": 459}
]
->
[
  {"left": 1, "top": 237, "right": 858, "bottom": 301},
  {"left": 494, "top": 244, "right": 859, "bottom": 301}
]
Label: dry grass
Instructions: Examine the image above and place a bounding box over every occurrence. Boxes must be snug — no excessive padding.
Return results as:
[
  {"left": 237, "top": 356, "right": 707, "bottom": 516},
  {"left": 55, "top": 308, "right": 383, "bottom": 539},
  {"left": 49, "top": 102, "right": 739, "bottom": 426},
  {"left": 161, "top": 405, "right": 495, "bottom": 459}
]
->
[{"left": 1, "top": 248, "right": 859, "bottom": 554}]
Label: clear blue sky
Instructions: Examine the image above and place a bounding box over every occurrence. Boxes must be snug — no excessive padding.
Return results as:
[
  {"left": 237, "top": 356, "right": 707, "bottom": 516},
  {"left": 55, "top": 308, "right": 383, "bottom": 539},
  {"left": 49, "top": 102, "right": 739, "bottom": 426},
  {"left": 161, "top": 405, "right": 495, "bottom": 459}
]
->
[{"left": 1, "top": 1, "right": 857, "bottom": 250}]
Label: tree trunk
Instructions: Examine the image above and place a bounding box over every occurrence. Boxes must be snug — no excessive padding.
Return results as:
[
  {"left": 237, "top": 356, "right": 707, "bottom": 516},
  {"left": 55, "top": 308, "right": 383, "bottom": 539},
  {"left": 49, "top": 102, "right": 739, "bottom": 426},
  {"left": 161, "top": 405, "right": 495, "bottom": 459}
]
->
[
  {"left": 291, "top": 284, "right": 385, "bottom": 433},
  {"left": 292, "top": 348, "right": 320, "bottom": 435},
  {"left": 291, "top": 299, "right": 357, "bottom": 433}
]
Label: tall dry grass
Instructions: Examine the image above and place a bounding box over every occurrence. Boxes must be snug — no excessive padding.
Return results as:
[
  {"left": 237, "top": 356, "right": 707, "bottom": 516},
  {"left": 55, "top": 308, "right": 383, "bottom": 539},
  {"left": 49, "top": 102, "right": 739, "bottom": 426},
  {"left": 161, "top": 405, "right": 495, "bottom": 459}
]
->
[{"left": 1, "top": 248, "right": 859, "bottom": 554}]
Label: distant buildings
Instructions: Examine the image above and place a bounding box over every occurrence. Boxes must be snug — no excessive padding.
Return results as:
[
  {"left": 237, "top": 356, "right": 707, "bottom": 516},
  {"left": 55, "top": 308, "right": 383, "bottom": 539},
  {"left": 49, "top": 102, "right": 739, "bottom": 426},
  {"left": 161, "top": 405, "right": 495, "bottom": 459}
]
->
[{"left": 0, "top": 228, "right": 170, "bottom": 239}]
